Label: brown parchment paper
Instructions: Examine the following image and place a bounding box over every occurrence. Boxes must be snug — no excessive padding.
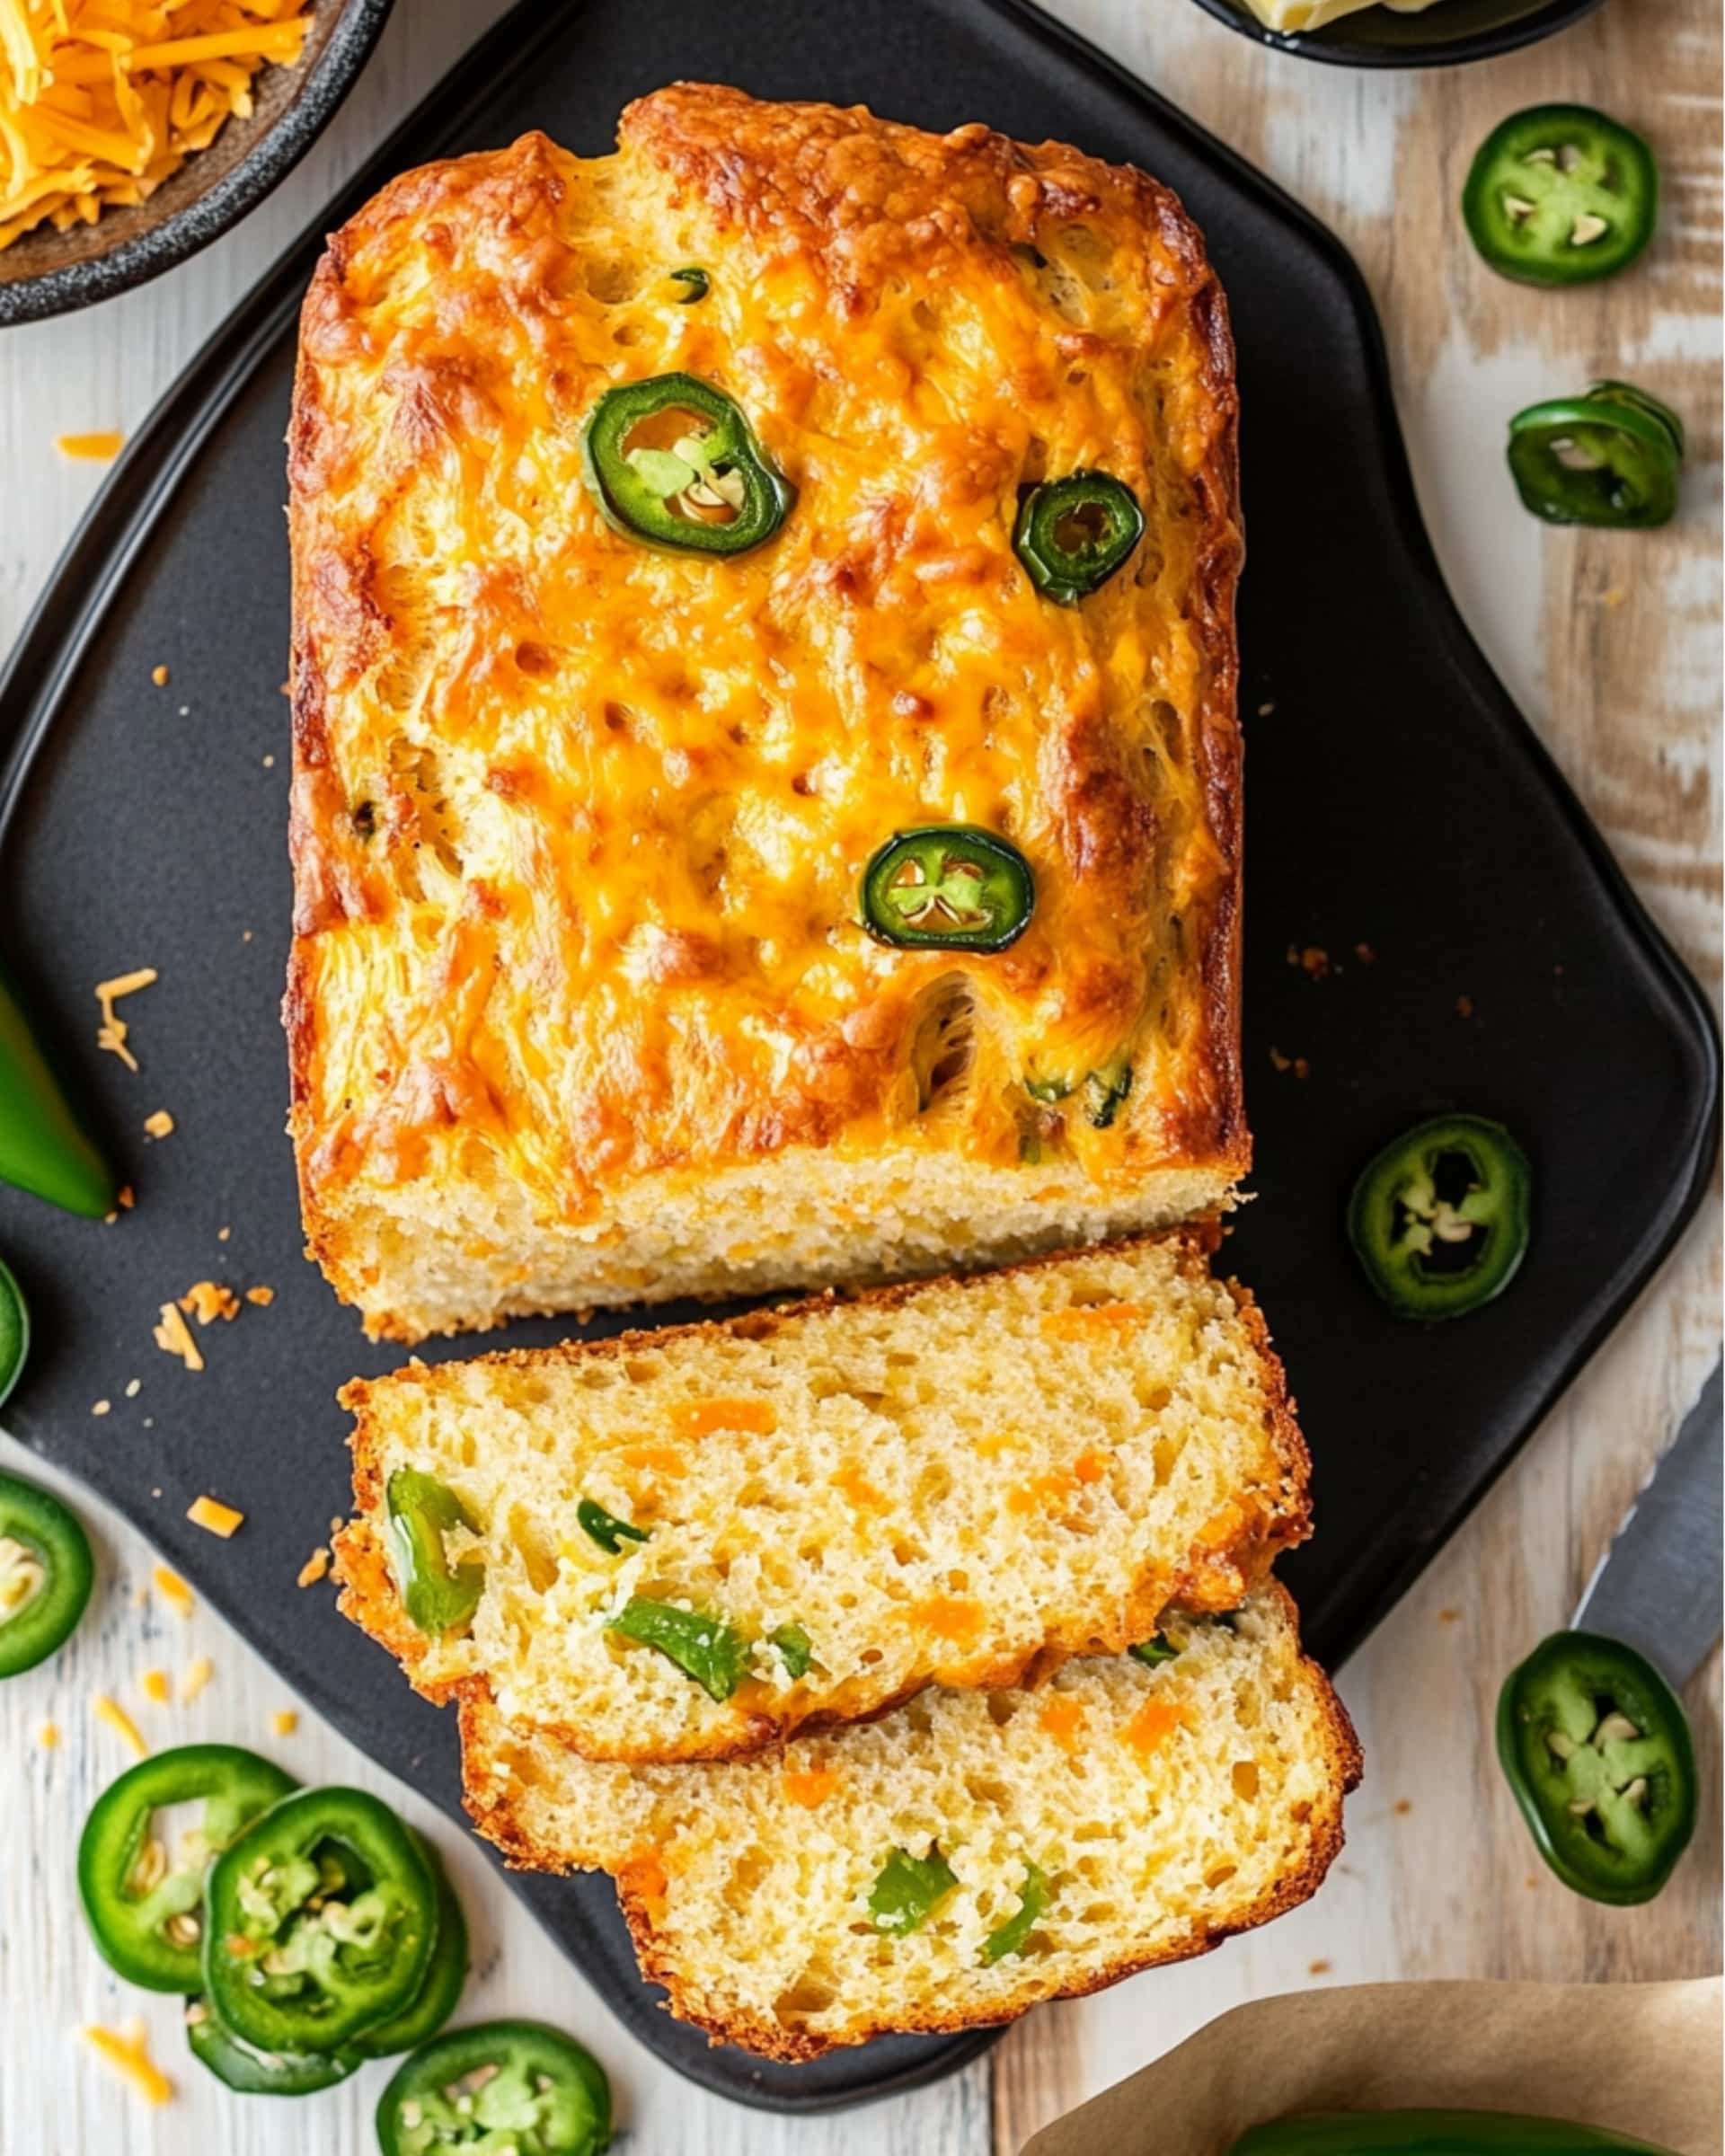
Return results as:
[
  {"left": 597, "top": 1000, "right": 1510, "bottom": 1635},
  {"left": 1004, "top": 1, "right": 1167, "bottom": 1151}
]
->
[{"left": 1023, "top": 1979, "right": 1722, "bottom": 2156}]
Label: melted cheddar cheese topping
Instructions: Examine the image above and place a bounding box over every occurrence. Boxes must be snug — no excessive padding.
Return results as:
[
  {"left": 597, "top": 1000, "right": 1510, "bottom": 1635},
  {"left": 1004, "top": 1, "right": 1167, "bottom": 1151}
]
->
[{"left": 288, "top": 87, "right": 1243, "bottom": 1281}]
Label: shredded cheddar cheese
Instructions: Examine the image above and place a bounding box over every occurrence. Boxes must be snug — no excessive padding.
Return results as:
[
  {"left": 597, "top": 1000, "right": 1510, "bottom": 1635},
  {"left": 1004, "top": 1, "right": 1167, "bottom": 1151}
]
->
[
  {"left": 142, "top": 1108, "right": 174, "bottom": 1138},
  {"left": 152, "top": 1300, "right": 203, "bottom": 1371},
  {"left": 38, "top": 1719, "right": 59, "bottom": 1747},
  {"left": 152, "top": 1564, "right": 194, "bottom": 1614},
  {"left": 139, "top": 1667, "right": 170, "bottom": 1705},
  {"left": 244, "top": 1284, "right": 275, "bottom": 1305},
  {"left": 93, "top": 966, "right": 155, "bottom": 1071},
  {"left": 178, "top": 1279, "right": 238, "bottom": 1325},
  {"left": 296, "top": 1544, "right": 330, "bottom": 1587},
  {"left": 81, "top": 2019, "right": 172, "bottom": 2107},
  {"left": 270, "top": 1708, "right": 297, "bottom": 1736},
  {"left": 55, "top": 429, "right": 122, "bottom": 458},
  {"left": 187, "top": 1493, "right": 243, "bottom": 1538},
  {"left": 0, "top": 1, "right": 311, "bottom": 252},
  {"left": 181, "top": 1653, "right": 213, "bottom": 1701},
  {"left": 93, "top": 1692, "right": 148, "bottom": 1756}
]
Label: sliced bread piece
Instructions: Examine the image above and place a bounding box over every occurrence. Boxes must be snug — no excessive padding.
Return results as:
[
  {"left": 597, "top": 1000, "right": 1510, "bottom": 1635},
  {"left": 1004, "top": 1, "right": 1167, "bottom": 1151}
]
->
[
  {"left": 462, "top": 1585, "right": 1359, "bottom": 2059},
  {"left": 334, "top": 1232, "right": 1310, "bottom": 1763}
]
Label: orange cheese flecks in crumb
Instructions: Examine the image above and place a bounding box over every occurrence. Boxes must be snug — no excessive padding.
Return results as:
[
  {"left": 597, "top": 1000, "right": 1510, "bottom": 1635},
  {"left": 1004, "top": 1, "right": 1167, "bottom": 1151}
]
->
[
  {"left": 1123, "top": 1696, "right": 1189, "bottom": 1759},
  {"left": 93, "top": 1694, "right": 148, "bottom": 1757},
  {"left": 1040, "top": 1302, "right": 1146, "bottom": 1340},
  {"left": 81, "top": 2021, "right": 172, "bottom": 2107},
  {"left": 831, "top": 1463, "right": 886, "bottom": 1509},
  {"left": 244, "top": 1285, "right": 275, "bottom": 1306},
  {"left": 1039, "top": 1696, "right": 1087, "bottom": 1755},
  {"left": 187, "top": 1495, "right": 243, "bottom": 1538},
  {"left": 296, "top": 1546, "right": 331, "bottom": 1588},
  {"left": 271, "top": 1710, "right": 298, "bottom": 1736},
  {"left": 1073, "top": 1448, "right": 1108, "bottom": 1484},
  {"left": 619, "top": 1442, "right": 686, "bottom": 1477},
  {"left": 153, "top": 1565, "right": 194, "bottom": 1615},
  {"left": 910, "top": 1595, "right": 984, "bottom": 1647},
  {"left": 139, "top": 1669, "right": 170, "bottom": 1706},
  {"left": 782, "top": 1764, "right": 841, "bottom": 1807},
  {"left": 152, "top": 1302, "right": 203, "bottom": 1372},
  {"left": 179, "top": 1280, "right": 238, "bottom": 1325},
  {"left": 1007, "top": 1469, "right": 1081, "bottom": 1516},
  {"left": 973, "top": 1431, "right": 1017, "bottom": 1460},
  {"left": 57, "top": 432, "right": 123, "bottom": 460},
  {"left": 619, "top": 1851, "right": 668, "bottom": 1911},
  {"left": 677, "top": 1398, "right": 776, "bottom": 1437},
  {"left": 94, "top": 967, "right": 156, "bottom": 1071},
  {"left": 143, "top": 1109, "right": 175, "bottom": 1138},
  {"left": 181, "top": 1656, "right": 214, "bottom": 1702}
]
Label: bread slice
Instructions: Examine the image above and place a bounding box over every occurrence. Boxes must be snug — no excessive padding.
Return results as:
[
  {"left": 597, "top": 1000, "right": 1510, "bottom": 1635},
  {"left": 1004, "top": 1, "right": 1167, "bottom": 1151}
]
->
[
  {"left": 462, "top": 1585, "right": 1358, "bottom": 2059},
  {"left": 286, "top": 86, "right": 1245, "bottom": 1344},
  {"left": 333, "top": 1233, "right": 1309, "bottom": 1763}
]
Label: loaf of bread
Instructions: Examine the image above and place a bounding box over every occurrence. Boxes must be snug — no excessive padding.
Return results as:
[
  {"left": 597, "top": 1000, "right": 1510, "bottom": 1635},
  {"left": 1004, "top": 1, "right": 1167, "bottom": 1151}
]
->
[
  {"left": 286, "top": 84, "right": 1244, "bottom": 1342},
  {"left": 333, "top": 1233, "right": 1309, "bottom": 1762},
  {"left": 462, "top": 1586, "right": 1358, "bottom": 2059}
]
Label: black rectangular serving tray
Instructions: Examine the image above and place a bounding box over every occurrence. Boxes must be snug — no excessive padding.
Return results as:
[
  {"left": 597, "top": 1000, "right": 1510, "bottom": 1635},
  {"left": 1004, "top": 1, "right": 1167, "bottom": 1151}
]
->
[{"left": 0, "top": 0, "right": 1716, "bottom": 2116}]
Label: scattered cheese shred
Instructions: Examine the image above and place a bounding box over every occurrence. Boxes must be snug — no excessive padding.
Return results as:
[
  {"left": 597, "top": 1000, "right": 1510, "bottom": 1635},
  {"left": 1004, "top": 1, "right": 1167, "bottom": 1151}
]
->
[
  {"left": 178, "top": 1279, "right": 237, "bottom": 1325},
  {"left": 270, "top": 1709, "right": 297, "bottom": 1736},
  {"left": 91, "top": 1398, "right": 111, "bottom": 1417},
  {"left": 244, "top": 1284, "right": 275, "bottom": 1306},
  {"left": 94, "top": 967, "right": 156, "bottom": 1070},
  {"left": 187, "top": 1493, "right": 243, "bottom": 1539},
  {"left": 152, "top": 1301, "right": 203, "bottom": 1372},
  {"left": 38, "top": 1719, "right": 59, "bottom": 1748},
  {"left": 93, "top": 1693, "right": 148, "bottom": 1757},
  {"left": 142, "top": 1108, "right": 174, "bottom": 1138},
  {"left": 81, "top": 2020, "right": 172, "bottom": 2107},
  {"left": 150, "top": 663, "right": 169, "bottom": 686},
  {"left": 0, "top": 3, "right": 312, "bottom": 252},
  {"left": 152, "top": 1564, "right": 194, "bottom": 1615},
  {"left": 139, "top": 1667, "right": 170, "bottom": 1705},
  {"left": 181, "top": 1653, "right": 214, "bottom": 1701},
  {"left": 296, "top": 1545, "right": 330, "bottom": 1588},
  {"left": 56, "top": 430, "right": 122, "bottom": 459}
]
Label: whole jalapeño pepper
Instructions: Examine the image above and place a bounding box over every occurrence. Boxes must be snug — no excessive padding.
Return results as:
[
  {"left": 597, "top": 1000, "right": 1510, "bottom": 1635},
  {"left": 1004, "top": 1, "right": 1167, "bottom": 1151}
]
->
[{"left": 0, "top": 963, "right": 116, "bottom": 1218}]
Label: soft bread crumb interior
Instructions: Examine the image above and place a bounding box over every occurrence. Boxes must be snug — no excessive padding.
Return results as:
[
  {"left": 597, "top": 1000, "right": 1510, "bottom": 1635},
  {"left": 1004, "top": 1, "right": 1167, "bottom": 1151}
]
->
[
  {"left": 343, "top": 1235, "right": 1307, "bottom": 1760},
  {"left": 463, "top": 1588, "right": 1356, "bottom": 2056}
]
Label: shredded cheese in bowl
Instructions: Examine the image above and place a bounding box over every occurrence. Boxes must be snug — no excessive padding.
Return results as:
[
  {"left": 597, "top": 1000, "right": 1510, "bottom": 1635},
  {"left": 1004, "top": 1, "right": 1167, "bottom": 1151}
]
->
[{"left": 0, "top": 1, "right": 310, "bottom": 251}]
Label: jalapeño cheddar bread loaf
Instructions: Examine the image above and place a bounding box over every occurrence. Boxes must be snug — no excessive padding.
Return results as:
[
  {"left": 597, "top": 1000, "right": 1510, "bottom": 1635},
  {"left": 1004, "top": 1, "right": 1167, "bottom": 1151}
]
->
[
  {"left": 287, "top": 84, "right": 1245, "bottom": 1341},
  {"left": 333, "top": 1233, "right": 1309, "bottom": 1762},
  {"left": 461, "top": 1586, "right": 1358, "bottom": 2059}
]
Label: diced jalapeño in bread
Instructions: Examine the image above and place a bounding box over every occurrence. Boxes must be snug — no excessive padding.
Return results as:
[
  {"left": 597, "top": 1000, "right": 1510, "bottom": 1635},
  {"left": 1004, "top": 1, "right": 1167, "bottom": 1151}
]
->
[
  {"left": 385, "top": 1471, "right": 483, "bottom": 1638},
  {"left": 607, "top": 1596, "right": 751, "bottom": 1702}
]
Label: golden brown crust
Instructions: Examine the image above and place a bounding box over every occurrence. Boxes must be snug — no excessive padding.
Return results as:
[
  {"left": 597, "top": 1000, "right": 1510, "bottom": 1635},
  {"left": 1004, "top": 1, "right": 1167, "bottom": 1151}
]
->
[
  {"left": 459, "top": 1582, "right": 1361, "bottom": 2060},
  {"left": 332, "top": 1225, "right": 1312, "bottom": 1760},
  {"left": 286, "top": 85, "right": 1246, "bottom": 1339}
]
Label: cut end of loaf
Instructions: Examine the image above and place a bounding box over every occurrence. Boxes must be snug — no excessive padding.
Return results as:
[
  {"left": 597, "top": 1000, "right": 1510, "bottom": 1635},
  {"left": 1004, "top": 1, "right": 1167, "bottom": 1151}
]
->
[{"left": 461, "top": 1585, "right": 1360, "bottom": 2060}]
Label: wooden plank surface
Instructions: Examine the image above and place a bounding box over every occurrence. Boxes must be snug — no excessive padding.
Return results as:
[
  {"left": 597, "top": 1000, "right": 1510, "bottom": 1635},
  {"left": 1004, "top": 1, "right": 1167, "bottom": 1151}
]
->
[{"left": 1, "top": 4, "right": 1718, "bottom": 2152}]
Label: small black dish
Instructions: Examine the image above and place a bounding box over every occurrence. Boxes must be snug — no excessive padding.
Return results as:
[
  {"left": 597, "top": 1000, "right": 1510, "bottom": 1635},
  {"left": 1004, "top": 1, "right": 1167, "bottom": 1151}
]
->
[
  {"left": 0, "top": 0, "right": 394, "bottom": 329},
  {"left": 1190, "top": 0, "right": 1606, "bottom": 67}
]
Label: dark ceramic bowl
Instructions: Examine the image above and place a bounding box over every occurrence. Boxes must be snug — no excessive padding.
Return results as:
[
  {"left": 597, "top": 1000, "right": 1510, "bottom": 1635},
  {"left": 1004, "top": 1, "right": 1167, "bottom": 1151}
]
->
[
  {"left": 1190, "top": 0, "right": 1606, "bottom": 66},
  {"left": 0, "top": 0, "right": 394, "bottom": 327}
]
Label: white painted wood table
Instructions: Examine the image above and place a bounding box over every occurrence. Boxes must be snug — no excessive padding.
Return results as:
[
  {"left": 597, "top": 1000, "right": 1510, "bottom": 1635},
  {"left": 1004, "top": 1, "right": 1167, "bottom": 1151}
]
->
[{"left": 2, "top": 4, "right": 1719, "bottom": 2152}]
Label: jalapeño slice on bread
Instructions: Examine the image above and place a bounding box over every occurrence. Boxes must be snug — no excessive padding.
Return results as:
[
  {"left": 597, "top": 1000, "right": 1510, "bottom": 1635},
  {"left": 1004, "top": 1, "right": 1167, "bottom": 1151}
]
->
[
  {"left": 581, "top": 373, "right": 794, "bottom": 556},
  {"left": 1013, "top": 471, "right": 1145, "bottom": 603},
  {"left": 861, "top": 826, "right": 1034, "bottom": 951}
]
